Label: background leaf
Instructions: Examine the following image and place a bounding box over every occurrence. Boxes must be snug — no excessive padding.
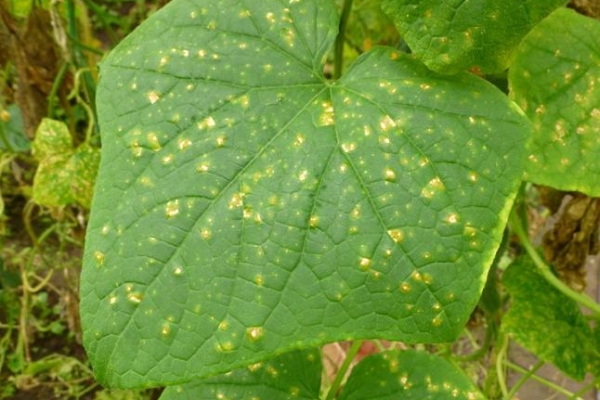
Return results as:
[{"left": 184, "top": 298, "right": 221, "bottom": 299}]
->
[
  {"left": 159, "top": 349, "right": 321, "bottom": 400},
  {"left": 31, "top": 119, "right": 100, "bottom": 207},
  {"left": 502, "top": 256, "right": 594, "bottom": 380},
  {"left": 338, "top": 349, "right": 485, "bottom": 400},
  {"left": 0, "top": 104, "right": 30, "bottom": 153},
  {"left": 381, "top": 0, "right": 567, "bottom": 74},
  {"left": 70, "top": 145, "right": 101, "bottom": 208},
  {"left": 31, "top": 118, "right": 72, "bottom": 160},
  {"left": 509, "top": 8, "right": 600, "bottom": 196},
  {"left": 81, "top": 0, "right": 529, "bottom": 388},
  {"left": 32, "top": 153, "right": 77, "bottom": 207}
]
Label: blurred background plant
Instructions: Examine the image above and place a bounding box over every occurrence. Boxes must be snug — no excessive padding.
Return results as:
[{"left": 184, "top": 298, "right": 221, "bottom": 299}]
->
[{"left": 0, "top": 0, "right": 166, "bottom": 398}]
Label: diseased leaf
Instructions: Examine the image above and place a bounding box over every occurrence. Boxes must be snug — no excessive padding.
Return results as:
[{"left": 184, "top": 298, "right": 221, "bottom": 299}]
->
[
  {"left": 509, "top": 8, "right": 600, "bottom": 196},
  {"left": 502, "top": 256, "right": 594, "bottom": 380},
  {"left": 381, "top": 0, "right": 567, "bottom": 74},
  {"left": 31, "top": 118, "right": 100, "bottom": 207},
  {"left": 159, "top": 349, "right": 321, "bottom": 400},
  {"left": 32, "top": 153, "right": 77, "bottom": 207},
  {"left": 338, "top": 349, "right": 485, "bottom": 400},
  {"left": 32, "top": 118, "right": 72, "bottom": 160},
  {"left": 81, "top": 0, "right": 529, "bottom": 388},
  {"left": 70, "top": 146, "right": 101, "bottom": 208}
]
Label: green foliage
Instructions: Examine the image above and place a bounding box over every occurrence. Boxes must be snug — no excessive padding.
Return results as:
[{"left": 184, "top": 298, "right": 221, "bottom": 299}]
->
[
  {"left": 81, "top": 0, "right": 528, "bottom": 390},
  {"left": 161, "top": 349, "right": 321, "bottom": 400},
  {"left": 0, "top": 104, "right": 29, "bottom": 153},
  {"left": 338, "top": 350, "right": 484, "bottom": 399},
  {"left": 381, "top": 0, "right": 567, "bottom": 74},
  {"left": 3, "top": 0, "right": 51, "bottom": 18},
  {"left": 509, "top": 8, "right": 600, "bottom": 196},
  {"left": 0, "top": 1, "right": 166, "bottom": 399},
  {"left": 31, "top": 118, "right": 100, "bottom": 208},
  {"left": 0, "top": 0, "right": 566, "bottom": 398},
  {"left": 502, "top": 256, "right": 597, "bottom": 380}
]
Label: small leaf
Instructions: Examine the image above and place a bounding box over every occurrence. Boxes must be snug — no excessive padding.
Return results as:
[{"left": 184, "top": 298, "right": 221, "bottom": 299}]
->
[
  {"left": 32, "top": 118, "right": 73, "bottom": 160},
  {"left": 338, "top": 349, "right": 485, "bottom": 400},
  {"left": 502, "top": 256, "right": 593, "bottom": 380},
  {"left": 159, "top": 349, "right": 321, "bottom": 400},
  {"left": 381, "top": 0, "right": 567, "bottom": 74},
  {"left": 0, "top": 104, "right": 30, "bottom": 153},
  {"left": 81, "top": 0, "right": 529, "bottom": 388},
  {"left": 32, "top": 154, "right": 77, "bottom": 207},
  {"left": 31, "top": 119, "right": 100, "bottom": 208},
  {"left": 509, "top": 8, "right": 600, "bottom": 196},
  {"left": 32, "top": 146, "right": 100, "bottom": 208}
]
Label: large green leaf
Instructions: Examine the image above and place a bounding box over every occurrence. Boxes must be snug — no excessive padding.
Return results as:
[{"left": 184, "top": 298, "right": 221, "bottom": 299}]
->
[
  {"left": 159, "top": 349, "right": 321, "bottom": 400},
  {"left": 509, "top": 8, "right": 600, "bottom": 196},
  {"left": 81, "top": 0, "right": 529, "bottom": 388},
  {"left": 381, "top": 0, "right": 567, "bottom": 74},
  {"left": 502, "top": 257, "right": 594, "bottom": 380},
  {"left": 338, "top": 349, "right": 485, "bottom": 400}
]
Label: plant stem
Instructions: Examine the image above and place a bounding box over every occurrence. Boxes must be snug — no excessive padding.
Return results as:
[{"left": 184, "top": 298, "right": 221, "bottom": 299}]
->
[
  {"left": 48, "top": 62, "right": 69, "bottom": 118},
  {"left": 505, "top": 360, "right": 543, "bottom": 399},
  {"left": 569, "top": 381, "right": 598, "bottom": 399},
  {"left": 505, "top": 361, "right": 584, "bottom": 399},
  {"left": 334, "top": 0, "right": 354, "bottom": 80},
  {"left": 495, "top": 332, "right": 509, "bottom": 397},
  {"left": 454, "top": 321, "right": 494, "bottom": 362},
  {"left": 66, "top": 0, "right": 97, "bottom": 120},
  {"left": 509, "top": 209, "right": 600, "bottom": 316},
  {"left": 325, "top": 340, "right": 363, "bottom": 400}
]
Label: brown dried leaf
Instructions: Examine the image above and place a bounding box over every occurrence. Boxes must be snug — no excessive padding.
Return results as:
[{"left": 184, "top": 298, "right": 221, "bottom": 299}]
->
[{"left": 543, "top": 193, "right": 600, "bottom": 291}]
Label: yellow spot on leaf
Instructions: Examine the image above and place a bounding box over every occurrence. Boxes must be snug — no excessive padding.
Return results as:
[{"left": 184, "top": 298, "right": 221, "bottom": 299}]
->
[
  {"left": 197, "top": 162, "right": 210, "bottom": 173},
  {"left": 380, "top": 115, "right": 396, "bottom": 131},
  {"left": 318, "top": 101, "right": 335, "bottom": 126},
  {"left": 387, "top": 229, "right": 404, "bottom": 243},
  {"left": 400, "top": 282, "right": 411, "bottom": 293},
  {"left": 198, "top": 116, "right": 216, "bottom": 130},
  {"left": 341, "top": 142, "right": 356, "bottom": 153},
  {"left": 246, "top": 327, "right": 264, "bottom": 341},
  {"left": 445, "top": 213, "right": 459, "bottom": 224},
  {"left": 384, "top": 168, "right": 396, "bottom": 182},
  {"left": 421, "top": 177, "right": 444, "bottom": 199},
  {"left": 147, "top": 91, "right": 160, "bottom": 104},
  {"left": 200, "top": 229, "right": 211, "bottom": 240},
  {"left": 147, "top": 132, "right": 161, "bottom": 151},
  {"left": 162, "top": 154, "right": 174, "bottom": 165},
  {"left": 127, "top": 292, "right": 143, "bottom": 304},
  {"left": 94, "top": 251, "right": 104, "bottom": 266},
  {"left": 228, "top": 193, "right": 244, "bottom": 209},
  {"left": 218, "top": 320, "right": 229, "bottom": 331},
  {"left": 165, "top": 200, "right": 180, "bottom": 218},
  {"left": 359, "top": 257, "right": 372, "bottom": 271},
  {"left": 298, "top": 170, "right": 308, "bottom": 181}
]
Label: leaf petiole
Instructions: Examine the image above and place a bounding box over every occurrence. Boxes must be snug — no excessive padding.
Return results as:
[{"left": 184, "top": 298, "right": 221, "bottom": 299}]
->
[
  {"left": 508, "top": 209, "right": 600, "bottom": 316},
  {"left": 325, "top": 340, "right": 363, "bottom": 400},
  {"left": 334, "top": 0, "right": 354, "bottom": 80}
]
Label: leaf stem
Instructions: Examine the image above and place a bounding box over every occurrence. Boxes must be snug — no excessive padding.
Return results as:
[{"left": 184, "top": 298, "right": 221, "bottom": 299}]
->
[
  {"left": 505, "top": 361, "right": 585, "bottom": 399},
  {"left": 453, "top": 321, "right": 494, "bottom": 362},
  {"left": 334, "top": 0, "right": 354, "bottom": 80},
  {"left": 508, "top": 209, "right": 600, "bottom": 316},
  {"left": 504, "top": 359, "right": 543, "bottom": 399},
  {"left": 325, "top": 340, "right": 363, "bottom": 400},
  {"left": 495, "top": 332, "right": 509, "bottom": 397}
]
